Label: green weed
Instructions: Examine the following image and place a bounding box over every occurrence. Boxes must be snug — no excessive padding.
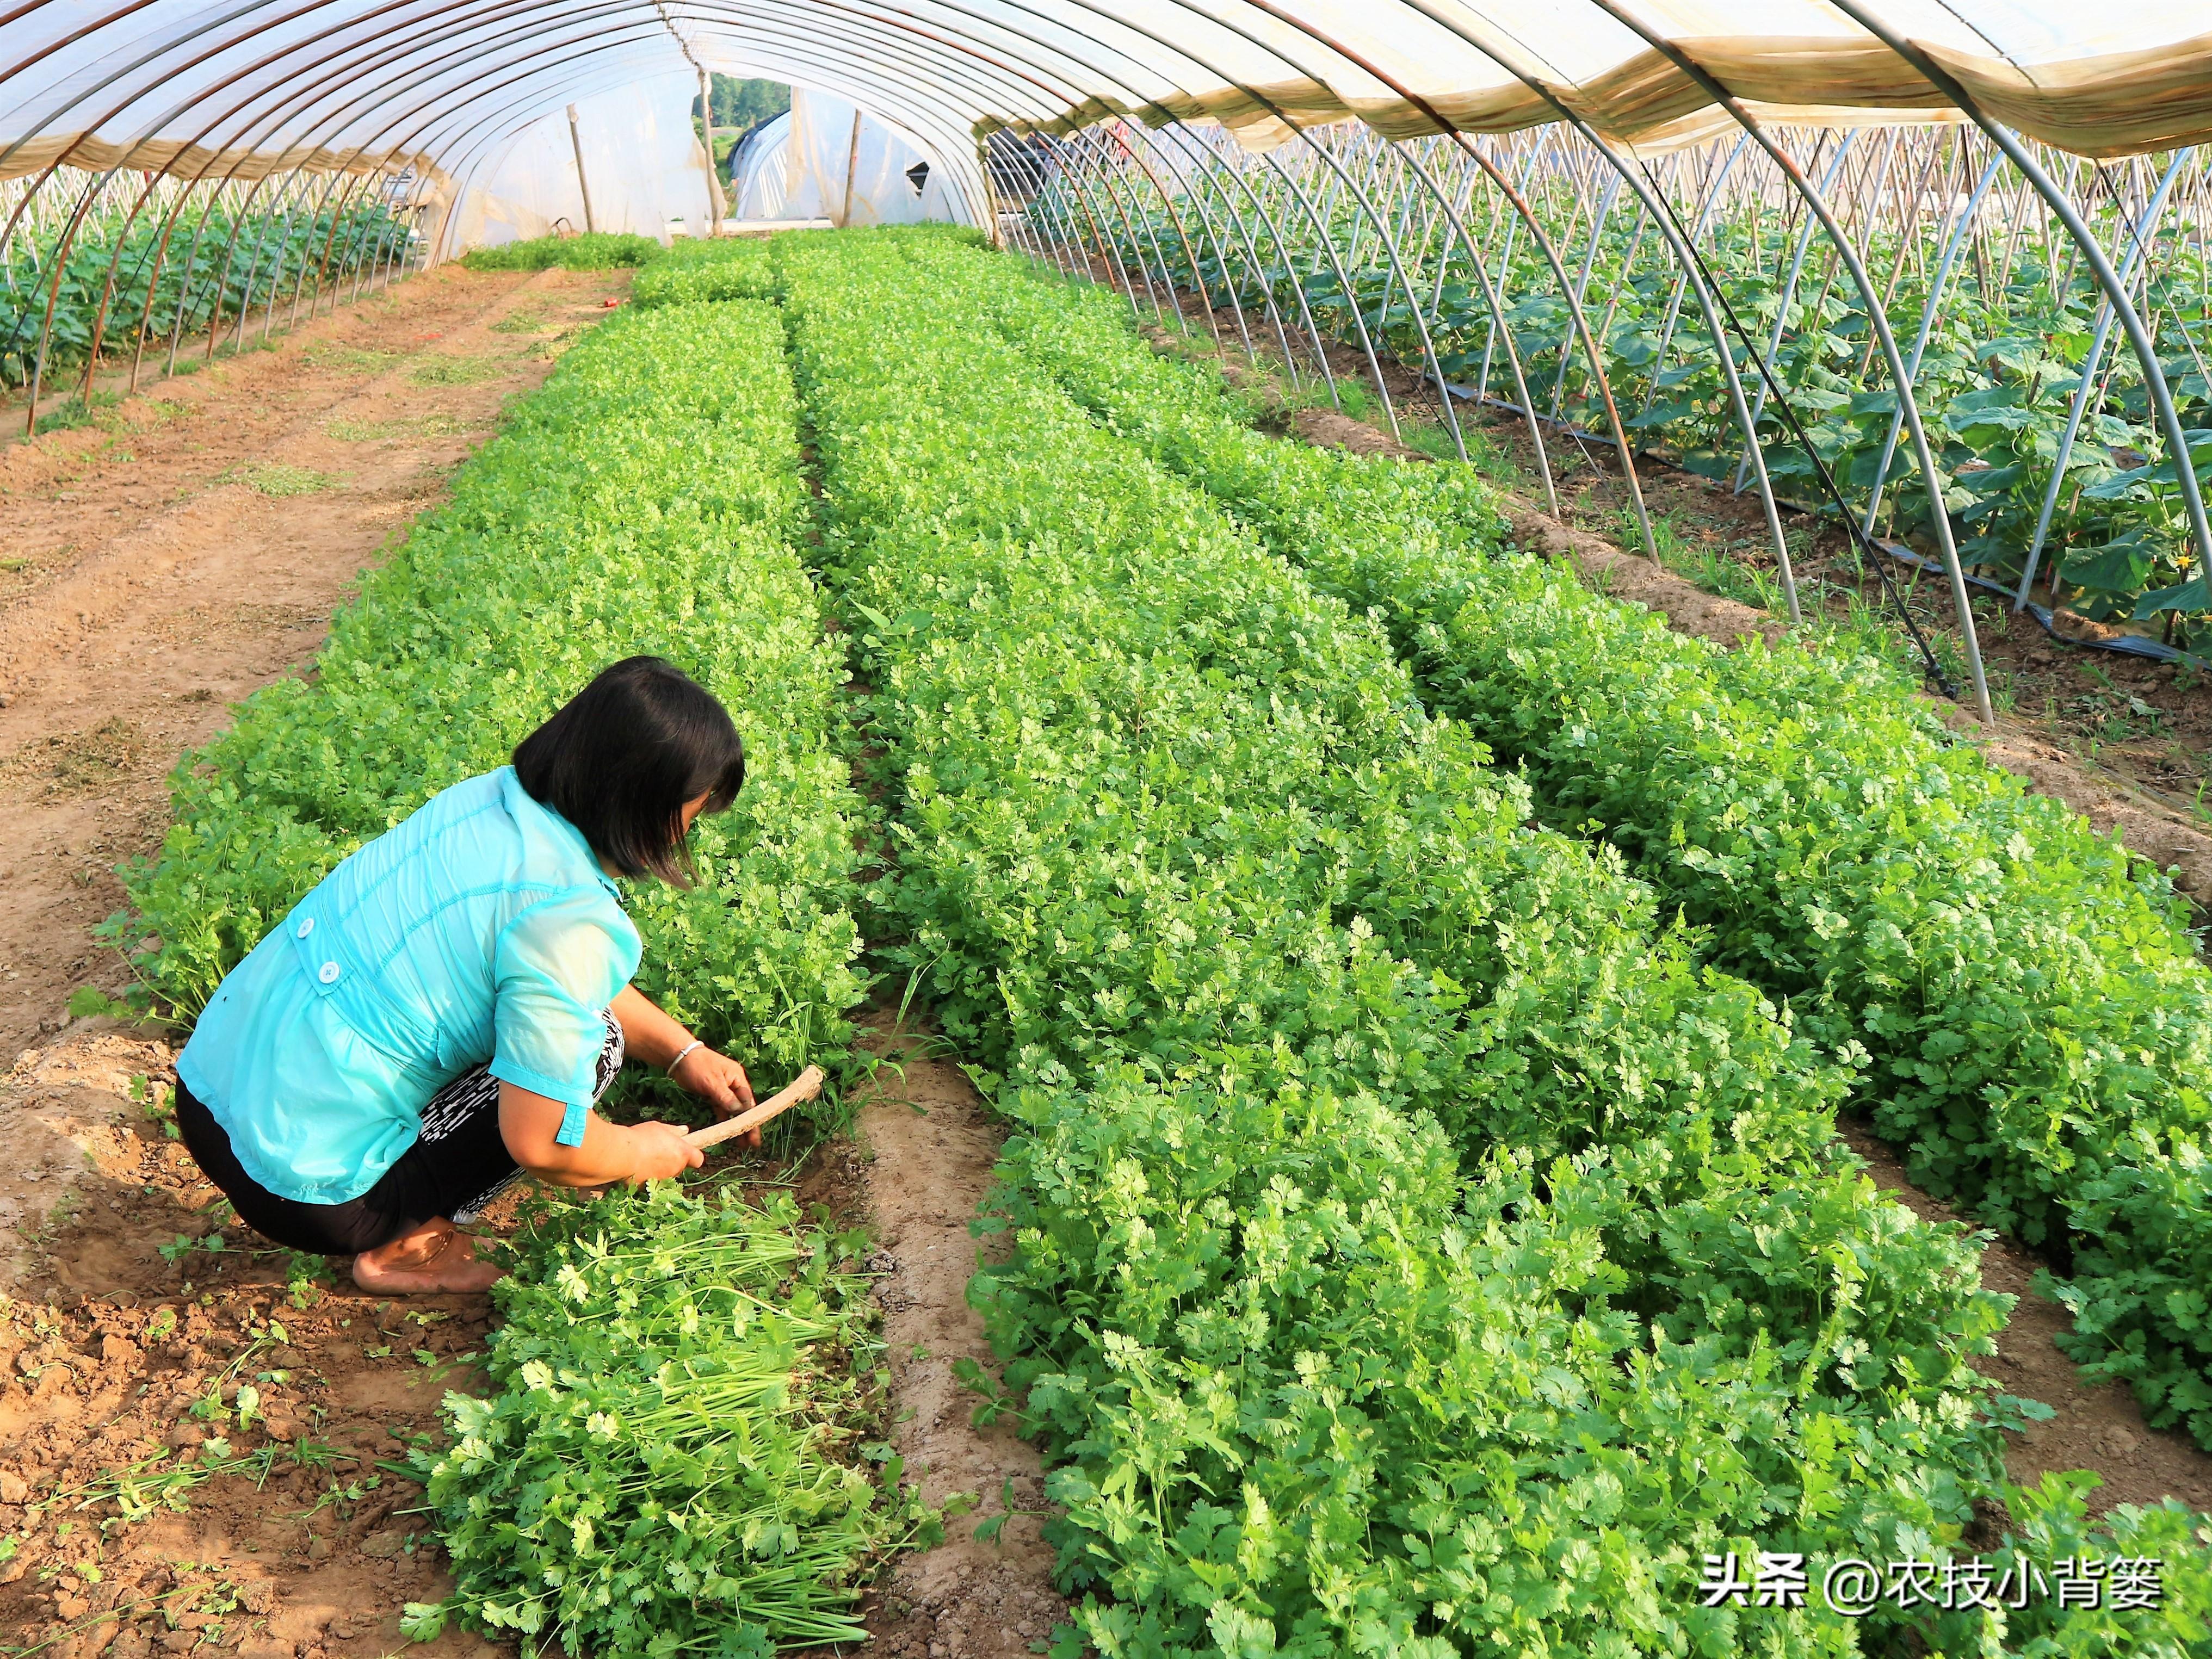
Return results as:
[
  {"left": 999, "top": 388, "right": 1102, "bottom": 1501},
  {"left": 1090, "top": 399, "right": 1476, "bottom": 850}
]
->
[
  {"left": 407, "top": 356, "right": 501, "bottom": 387},
  {"left": 305, "top": 344, "right": 395, "bottom": 372},
  {"left": 322, "top": 416, "right": 407, "bottom": 441},
  {"left": 225, "top": 462, "right": 332, "bottom": 497},
  {"left": 32, "top": 391, "right": 122, "bottom": 436}
]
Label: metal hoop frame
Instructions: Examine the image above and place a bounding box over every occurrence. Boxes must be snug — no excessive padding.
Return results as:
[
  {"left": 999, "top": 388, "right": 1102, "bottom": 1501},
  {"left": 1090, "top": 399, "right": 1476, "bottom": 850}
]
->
[{"left": 7, "top": 1, "right": 2211, "bottom": 707}]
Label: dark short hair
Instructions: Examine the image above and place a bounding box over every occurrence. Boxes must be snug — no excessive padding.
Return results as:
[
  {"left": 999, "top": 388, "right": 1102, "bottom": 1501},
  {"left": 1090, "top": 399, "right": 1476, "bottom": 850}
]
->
[{"left": 513, "top": 657, "right": 745, "bottom": 886}]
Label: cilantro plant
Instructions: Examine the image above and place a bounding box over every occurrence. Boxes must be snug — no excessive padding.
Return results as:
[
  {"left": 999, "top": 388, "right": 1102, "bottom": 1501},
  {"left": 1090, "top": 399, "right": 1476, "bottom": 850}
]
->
[
  {"left": 768, "top": 227, "right": 2212, "bottom": 1659},
  {"left": 407, "top": 1186, "right": 934, "bottom": 1653},
  {"left": 104, "top": 288, "right": 917, "bottom": 1652},
  {"left": 632, "top": 237, "right": 782, "bottom": 307},
  {"left": 969, "top": 243, "right": 2212, "bottom": 1454},
  {"left": 457, "top": 231, "right": 662, "bottom": 271}
]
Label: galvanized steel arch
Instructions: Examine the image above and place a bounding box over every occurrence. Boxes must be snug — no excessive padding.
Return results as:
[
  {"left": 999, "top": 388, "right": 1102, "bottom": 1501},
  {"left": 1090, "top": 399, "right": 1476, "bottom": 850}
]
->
[{"left": 8, "top": 2, "right": 2212, "bottom": 703}]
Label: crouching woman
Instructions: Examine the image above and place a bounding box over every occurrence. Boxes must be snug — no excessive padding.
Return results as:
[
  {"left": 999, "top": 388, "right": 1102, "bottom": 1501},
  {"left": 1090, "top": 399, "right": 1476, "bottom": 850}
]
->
[{"left": 173, "top": 656, "right": 759, "bottom": 1294}]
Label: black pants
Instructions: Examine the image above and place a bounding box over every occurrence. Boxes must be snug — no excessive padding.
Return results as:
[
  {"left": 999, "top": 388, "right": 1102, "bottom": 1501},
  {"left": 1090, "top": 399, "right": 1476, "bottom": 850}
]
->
[{"left": 175, "top": 1011, "right": 625, "bottom": 1256}]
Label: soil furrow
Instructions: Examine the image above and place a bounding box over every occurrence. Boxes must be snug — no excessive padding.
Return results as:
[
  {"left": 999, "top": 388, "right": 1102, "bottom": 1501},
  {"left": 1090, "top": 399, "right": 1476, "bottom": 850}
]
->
[{"left": 853, "top": 1025, "right": 1067, "bottom": 1658}]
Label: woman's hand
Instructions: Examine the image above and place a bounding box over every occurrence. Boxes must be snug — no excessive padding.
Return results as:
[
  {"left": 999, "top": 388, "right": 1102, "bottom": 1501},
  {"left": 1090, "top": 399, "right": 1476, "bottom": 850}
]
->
[
  {"left": 671, "top": 1047, "right": 760, "bottom": 1147},
  {"left": 609, "top": 987, "right": 762, "bottom": 1148},
  {"left": 671, "top": 1046, "right": 755, "bottom": 1113},
  {"left": 623, "top": 1121, "right": 706, "bottom": 1185}
]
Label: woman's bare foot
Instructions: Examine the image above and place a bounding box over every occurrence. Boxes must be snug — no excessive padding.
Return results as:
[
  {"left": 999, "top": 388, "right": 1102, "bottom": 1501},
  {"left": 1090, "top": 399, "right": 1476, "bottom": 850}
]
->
[{"left": 351, "top": 1217, "right": 504, "bottom": 1294}]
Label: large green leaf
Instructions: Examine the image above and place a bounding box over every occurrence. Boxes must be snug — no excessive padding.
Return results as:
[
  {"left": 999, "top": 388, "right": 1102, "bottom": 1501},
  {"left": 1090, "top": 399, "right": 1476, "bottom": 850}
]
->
[
  {"left": 2134, "top": 572, "right": 2211, "bottom": 618},
  {"left": 2060, "top": 529, "right": 2160, "bottom": 593}
]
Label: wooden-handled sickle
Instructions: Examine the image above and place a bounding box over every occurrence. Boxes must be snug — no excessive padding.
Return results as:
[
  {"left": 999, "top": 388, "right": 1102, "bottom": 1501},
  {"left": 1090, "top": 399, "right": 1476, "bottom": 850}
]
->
[{"left": 684, "top": 1064, "right": 825, "bottom": 1150}]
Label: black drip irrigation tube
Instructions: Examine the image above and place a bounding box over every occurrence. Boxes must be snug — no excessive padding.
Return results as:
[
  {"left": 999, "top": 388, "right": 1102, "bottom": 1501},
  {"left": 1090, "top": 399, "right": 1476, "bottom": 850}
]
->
[
  {"left": 1439, "top": 379, "right": 2208, "bottom": 674},
  {"left": 1877, "top": 541, "right": 2205, "bottom": 668}
]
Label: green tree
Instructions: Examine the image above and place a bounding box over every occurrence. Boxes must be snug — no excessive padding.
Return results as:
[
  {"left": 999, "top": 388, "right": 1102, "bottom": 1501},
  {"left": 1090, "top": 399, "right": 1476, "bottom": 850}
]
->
[
  {"left": 693, "top": 77, "right": 790, "bottom": 175},
  {"left": 694, "top": 76, "right": 789, "bottom": 138}
]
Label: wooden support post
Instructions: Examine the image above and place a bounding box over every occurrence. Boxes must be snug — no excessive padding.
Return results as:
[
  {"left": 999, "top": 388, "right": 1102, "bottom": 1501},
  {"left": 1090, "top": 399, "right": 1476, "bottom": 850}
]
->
[
  {"left": 698, "top": 67, "right": 725, "bottom": 236},
  {"left": 567, "top": 103, "right": 597, "bottom": 234},
  {"left": 841, "top": 108, "right": 864, "bottom": 228}
]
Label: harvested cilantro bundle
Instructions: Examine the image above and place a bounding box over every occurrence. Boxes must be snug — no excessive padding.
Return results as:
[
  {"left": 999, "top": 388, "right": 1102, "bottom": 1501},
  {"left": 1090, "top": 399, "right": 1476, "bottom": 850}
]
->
[{"left": 407, "top": 1187, "right": 930, "bottom": 1654}]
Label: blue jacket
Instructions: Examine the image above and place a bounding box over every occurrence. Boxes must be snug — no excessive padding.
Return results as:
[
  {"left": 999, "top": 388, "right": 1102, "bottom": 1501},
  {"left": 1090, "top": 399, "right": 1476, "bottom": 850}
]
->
[{"left": 177, "top": 767, "right": 640, "bottom": 1204}]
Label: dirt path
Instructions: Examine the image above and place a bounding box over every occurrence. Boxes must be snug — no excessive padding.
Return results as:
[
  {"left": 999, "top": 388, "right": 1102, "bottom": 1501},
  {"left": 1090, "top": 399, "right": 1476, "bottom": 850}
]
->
[
  {"left": 1833, "top": 1119, "right": 2212, "bottom": 1516},
  {"left": 852, "top": 1025, "right": 1067, "bottom": 1658},
  {"left": 1287, "top": 402, "right": 2212, "bottom": 1520},
  {"left": 0, "top": 1029, "right": 502, "bottom": 1659},
  {"left": 0, "top": 261, "right": 628, "bottom": 1658},
  {"left": 0, "top": 261, "right": 629, "bottom": 1066}
]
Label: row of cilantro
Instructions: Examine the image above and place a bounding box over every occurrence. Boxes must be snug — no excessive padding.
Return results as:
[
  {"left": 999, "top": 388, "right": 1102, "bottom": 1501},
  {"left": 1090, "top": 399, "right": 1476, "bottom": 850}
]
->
[
  {"left": 454, "top": 230, "right": 776, "bottom": 306},
  {"left": 458, "top": 231, "right": 664, "bottom": 270},
  {"left": 111, "top": 296, "right": 906, "bottom": 1654},
  {"left": 407, "top": 1185, "right": 934, "bottom": 1652},
  {"left": 775, "top": 227, "right": 2080, "bottom": 1656},
  {"left": 956, "top": 242, "right": 2212, "bottom": 1455},
  {"left": 111, "top": 296, "right": 868, "bottom": 1084},
  {"left": 452, "top": 228, "right": 781, "bottom": 305},
  {"left": 631, "top": 237, "right": 780, "bottom": 307}
]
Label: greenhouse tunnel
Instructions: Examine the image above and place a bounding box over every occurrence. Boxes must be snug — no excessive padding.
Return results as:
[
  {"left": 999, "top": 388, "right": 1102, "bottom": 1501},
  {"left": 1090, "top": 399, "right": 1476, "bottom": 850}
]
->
[
  {"left": 12, "top": 4, "right": 2212, "bottom": 1656},
  {"left": 5, "top": 4, "right": 2212, "bottom": 719}
]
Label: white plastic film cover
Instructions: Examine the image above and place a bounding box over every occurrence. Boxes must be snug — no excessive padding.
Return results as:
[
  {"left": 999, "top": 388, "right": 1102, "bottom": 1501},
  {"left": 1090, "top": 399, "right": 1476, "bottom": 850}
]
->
[
  {"left": 777, "top": 90, "right": 961, "bottom": 227},
  {"left": 443, "top": 75, "right": 719, "bottom": 253},
  {"left": 3, "top": 2, "right": 2210, "bottom": 209}
]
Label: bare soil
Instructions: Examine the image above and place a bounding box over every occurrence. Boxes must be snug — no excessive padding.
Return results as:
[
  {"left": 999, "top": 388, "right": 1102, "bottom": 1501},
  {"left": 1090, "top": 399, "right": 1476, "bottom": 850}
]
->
[
  {"left": 0, "top": 1027, "right": 505, "bottom": 1659},
  {"left": 1836, "top": 1118, "right": 2212, "bottom": 1518},
  {"left": 850, "top": 1024, "right": 1067, "bottom": 1658}
]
